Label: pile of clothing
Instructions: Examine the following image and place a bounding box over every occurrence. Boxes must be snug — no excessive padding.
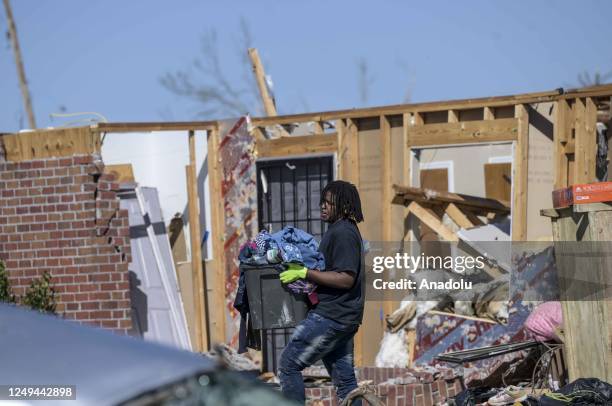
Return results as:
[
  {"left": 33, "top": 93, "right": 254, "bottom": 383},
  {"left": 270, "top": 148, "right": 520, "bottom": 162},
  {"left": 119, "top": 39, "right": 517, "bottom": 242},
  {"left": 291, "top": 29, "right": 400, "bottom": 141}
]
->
[
  {"left": 238, "top": 226, "right": 325, "bottom": 300},
  {"left": 233, "top": 226, "right": 325, "bottom": 353}
]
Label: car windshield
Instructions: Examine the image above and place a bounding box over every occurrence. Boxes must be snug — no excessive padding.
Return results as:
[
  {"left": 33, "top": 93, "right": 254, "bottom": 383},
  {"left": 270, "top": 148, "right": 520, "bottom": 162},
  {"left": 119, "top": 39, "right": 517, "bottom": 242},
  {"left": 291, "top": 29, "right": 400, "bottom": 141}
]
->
[{"left": 122, "top": 369, "right": 297, "bottom": 406}]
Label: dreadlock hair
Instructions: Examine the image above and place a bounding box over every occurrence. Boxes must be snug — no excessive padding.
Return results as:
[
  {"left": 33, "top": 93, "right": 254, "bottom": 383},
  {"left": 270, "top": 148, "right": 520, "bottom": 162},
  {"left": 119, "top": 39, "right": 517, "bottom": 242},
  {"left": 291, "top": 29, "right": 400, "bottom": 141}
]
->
[{"left": 321, "top": 180, "right": 364, "bottom": 223}]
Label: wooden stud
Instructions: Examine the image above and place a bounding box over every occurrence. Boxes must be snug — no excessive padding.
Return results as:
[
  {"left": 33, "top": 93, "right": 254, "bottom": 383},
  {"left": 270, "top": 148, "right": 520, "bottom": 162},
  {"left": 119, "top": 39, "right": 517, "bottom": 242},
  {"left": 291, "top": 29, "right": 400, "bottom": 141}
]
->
[
  {"left": 206, "top": 127, "right": 227, "bottom": 345},
  {"left": 187, "top": 131, "right": 208, "bottom": 352},
  {"left": 406, "top": 201, "right": 459, "bottom": 242},
  {"left": 402, "top": 113, "right": 414, "bottom": 242},
  {"left": 406, "top": 330, "right": 417, "bottom": 367},
  {"left": 336, "top": 119, "right": 345, "bottom": 179},
  {"left": 574, "top": 97, "right": 598, "bottom": 184},
  {"left": 381, "top": 115, "right": 393, "bottom": 242},
  {"left": 380, "top": 115, "right": 396, "bottom": 326},
  {"left": 346, "top": 118, "right": 360, "bottom": 184},
  {"left": 448, "top": 109, "right": 459, "bottom": 123},
  {"left": 445, "top": 203, "right": 474, "bottom": 229},
  {"left": 554, "top": 99, "right": 571, "bottom": 189},
  {"left": 512, "top": 104, "right": 529, "bottom": 241},
  {"left": 484, "top": 106, "right": 495, "bottom": 120},
  {"left": 248, "top": 48, "right": 278, "bottom": 116},
  {"left": 313, "top": 121, "right": 324, "bottom": 135},
  {"left": 343, "top": 117, "right": 363, "bottom": 366}
]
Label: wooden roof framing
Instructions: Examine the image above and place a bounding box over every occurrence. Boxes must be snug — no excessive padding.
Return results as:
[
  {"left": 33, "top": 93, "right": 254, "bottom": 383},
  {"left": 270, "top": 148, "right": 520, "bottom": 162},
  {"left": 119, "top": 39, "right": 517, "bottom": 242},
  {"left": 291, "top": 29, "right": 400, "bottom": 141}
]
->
[{"left": 249, "top": 84, "right": 612, "bottom": 126}]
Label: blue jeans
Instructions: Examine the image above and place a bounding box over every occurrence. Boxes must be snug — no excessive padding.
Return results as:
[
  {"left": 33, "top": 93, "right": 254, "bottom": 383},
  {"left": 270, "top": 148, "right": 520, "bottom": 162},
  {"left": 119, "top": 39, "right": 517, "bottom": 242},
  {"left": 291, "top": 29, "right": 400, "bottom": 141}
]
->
[{"left": 278, "top": 312, "right": 361, "bottom": 405}]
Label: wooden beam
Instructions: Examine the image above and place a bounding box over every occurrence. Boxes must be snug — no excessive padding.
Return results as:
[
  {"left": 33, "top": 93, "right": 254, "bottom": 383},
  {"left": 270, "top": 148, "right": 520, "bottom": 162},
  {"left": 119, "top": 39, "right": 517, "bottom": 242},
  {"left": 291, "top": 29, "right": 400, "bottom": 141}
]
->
[
  {"left": 206, "top": 127, "right": 227, "bottom": 345},
  {"left": 342, "top": 117, "right": 362, "bottom": 366},
  {"left": 250, "top": 85, "right": 612, "bottom": 127},
  {"left": 574, "top": 97, "right": 598, "bottom": 183},
  {"left": 346, "top": 119, "right": 360, "bottom": 184},
  {"left": 484, "top": 106, "right": 495, "bottom": 120},
  {"left": 336, "top": 119, "right": 345, "bottom": 179},
  {"left": 392, "top": 185, "right": 510, "bottom": 214},
  {"left": 187, "top": 131, "right": 208, "bottom": 352},
  {"left": 406, "top": 330, "right": 417, "bottom": 367},
  {"left": 402, "top": 113, "right": 414, "bottom": 242},
  {"left": 407, "top": 118, "right": 518, "bottom": 147},
  {"left": 448, "top": 109, "right": 459, "bottom": 123},
  {"left": 92, "top": 121, "right": 218, "bottom": 133},
  {"left": 248, "top": 48, "right": 278, "bottom": 116},
  {"left": 256, "top": 133, "right": 338, "bottom": 158},
  {"left": 3, "top": 0, "right": 36, "bottom": 128},
  {"left": 406, "top": 201, "right": 459, "bottom": 241},
  {"left": 381, "top": 115, "right": 392, "bottom": 242},
  {"left": 554, "top": 99, "right": 571, "bottom": 189},
  {"left": 2, "top": 127, "right": 100, "bottom": 161},
  {"left": 512, "top": 104, "right": 529, "bottom": 241},
  {"left": 380, "top": 115, "right": 396, "bottom": 328},
  {"left": 445, "top": 203, "right": 474, "bottom": 229},
  {"left": 104, "top": 164, "right": 135, "bottom": 183},
  {"left": 464, "top": 211, "right": 485, "bottom": 226}
]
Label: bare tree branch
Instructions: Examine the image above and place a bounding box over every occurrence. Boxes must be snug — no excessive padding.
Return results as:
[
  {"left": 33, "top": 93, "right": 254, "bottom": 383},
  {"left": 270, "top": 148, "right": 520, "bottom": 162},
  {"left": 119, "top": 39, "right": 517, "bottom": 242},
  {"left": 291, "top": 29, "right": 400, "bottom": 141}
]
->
[
  {"left": 160, "top": 19, "right": 263, "bottom": 119},
  {"left": 357, "top": 57, "right": 374, "bottom": 106}
]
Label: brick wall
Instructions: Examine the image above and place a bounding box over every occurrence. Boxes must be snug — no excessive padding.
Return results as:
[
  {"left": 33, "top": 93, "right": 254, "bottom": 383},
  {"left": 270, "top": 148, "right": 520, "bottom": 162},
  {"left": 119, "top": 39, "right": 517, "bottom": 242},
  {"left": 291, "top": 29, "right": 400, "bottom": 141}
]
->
[
  {"left": 0, "top": 154, "right": 132, "bottom": 333},
  {"left": 305, "top": 367, "right": 464, "bottom": 406}
]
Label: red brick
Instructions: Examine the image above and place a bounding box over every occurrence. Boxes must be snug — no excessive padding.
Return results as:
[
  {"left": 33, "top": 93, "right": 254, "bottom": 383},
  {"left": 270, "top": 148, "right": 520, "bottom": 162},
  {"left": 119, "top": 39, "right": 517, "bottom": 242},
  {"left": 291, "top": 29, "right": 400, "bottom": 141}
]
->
[
  {"left": 119, "top": 319, "right": 131, "bottom": 329},
  {"left": 82, "top": 302, "right": 100, "bottom": 310}
]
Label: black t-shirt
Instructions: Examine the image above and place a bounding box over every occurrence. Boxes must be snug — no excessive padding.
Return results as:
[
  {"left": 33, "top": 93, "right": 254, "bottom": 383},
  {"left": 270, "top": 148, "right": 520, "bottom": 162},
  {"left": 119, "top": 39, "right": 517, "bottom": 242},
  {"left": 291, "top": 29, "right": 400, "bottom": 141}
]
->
[{"left": 312, "top": 218, "right": 364, "bottom": 325}]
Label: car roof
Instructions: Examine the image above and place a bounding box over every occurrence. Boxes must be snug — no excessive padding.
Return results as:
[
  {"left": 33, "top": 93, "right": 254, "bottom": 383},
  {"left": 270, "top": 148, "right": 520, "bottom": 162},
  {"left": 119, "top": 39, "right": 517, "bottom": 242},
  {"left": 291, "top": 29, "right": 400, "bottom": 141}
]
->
[{"left": 0, "top": 304, "right": 215, "bottom": 406}]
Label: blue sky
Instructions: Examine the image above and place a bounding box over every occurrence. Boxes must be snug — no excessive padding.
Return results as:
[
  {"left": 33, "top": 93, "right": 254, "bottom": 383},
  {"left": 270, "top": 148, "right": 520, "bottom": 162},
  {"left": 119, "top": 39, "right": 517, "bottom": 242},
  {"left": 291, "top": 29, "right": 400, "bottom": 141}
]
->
[{"left": 1, "top": 1, "right": 611, "bottom": 132}]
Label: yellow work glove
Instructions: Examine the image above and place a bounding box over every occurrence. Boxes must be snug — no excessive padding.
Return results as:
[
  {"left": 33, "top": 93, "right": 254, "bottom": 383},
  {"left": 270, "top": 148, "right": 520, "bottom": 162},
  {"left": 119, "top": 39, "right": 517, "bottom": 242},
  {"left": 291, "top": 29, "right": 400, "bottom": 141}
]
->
[{"left": 279, "top": 264, "right": 308, "bottom": 284}]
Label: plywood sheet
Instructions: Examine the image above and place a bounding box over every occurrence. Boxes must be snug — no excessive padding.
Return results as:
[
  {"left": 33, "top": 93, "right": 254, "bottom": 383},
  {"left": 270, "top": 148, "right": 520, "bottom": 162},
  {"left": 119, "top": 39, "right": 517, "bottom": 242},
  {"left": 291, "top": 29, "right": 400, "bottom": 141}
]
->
[
  {"left": 176, "top": 261, "right": 198, "bottom": 348},
  {"left": 526, "top": 102, "right": 555, "bottom": 240},
  {"left": 484, "top": 163, "right": 511, "bottom": 202}
]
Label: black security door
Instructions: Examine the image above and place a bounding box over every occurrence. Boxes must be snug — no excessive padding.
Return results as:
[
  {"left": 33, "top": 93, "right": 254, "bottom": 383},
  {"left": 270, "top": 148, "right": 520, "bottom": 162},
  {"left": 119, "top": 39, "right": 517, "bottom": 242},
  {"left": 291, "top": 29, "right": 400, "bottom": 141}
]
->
[
  {"left": 257, "top": 156, "right": 334, "bottom": 239},
  {"left": 255, "top": 156, "right": 334, "bottom": 373}
]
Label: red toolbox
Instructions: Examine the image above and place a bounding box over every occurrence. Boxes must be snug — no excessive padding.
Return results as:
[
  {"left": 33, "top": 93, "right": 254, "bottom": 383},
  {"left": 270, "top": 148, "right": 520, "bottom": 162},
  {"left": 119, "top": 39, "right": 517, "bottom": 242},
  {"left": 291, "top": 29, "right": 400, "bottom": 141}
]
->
[{"left": 552, "top": 181, "right": 612, "bottom": 208}]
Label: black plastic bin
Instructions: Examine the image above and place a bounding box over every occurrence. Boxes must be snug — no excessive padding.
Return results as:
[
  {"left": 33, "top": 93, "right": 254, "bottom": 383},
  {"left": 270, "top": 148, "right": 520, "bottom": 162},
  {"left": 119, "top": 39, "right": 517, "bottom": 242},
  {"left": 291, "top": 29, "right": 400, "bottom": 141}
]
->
[{"left": 243, "top": 264, "right": 309, "bottom": 330}]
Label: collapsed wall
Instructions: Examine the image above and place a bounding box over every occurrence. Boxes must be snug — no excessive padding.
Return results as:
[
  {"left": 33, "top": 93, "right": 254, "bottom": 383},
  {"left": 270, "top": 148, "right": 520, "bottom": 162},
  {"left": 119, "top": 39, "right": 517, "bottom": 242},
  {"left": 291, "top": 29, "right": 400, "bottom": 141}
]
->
[{"left": 0, "top": 135, "right": 132, "bottom": 333}]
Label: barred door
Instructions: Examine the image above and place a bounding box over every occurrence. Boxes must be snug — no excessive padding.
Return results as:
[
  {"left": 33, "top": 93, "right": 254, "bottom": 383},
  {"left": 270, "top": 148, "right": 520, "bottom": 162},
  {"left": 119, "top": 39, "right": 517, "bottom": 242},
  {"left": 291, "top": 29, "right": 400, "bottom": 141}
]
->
[
  {"left": 257, "top": 156, "right": 334, "bottom": 240},
  {"left": 256, "top": 156, "right": 334, "bottom": 373}
]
